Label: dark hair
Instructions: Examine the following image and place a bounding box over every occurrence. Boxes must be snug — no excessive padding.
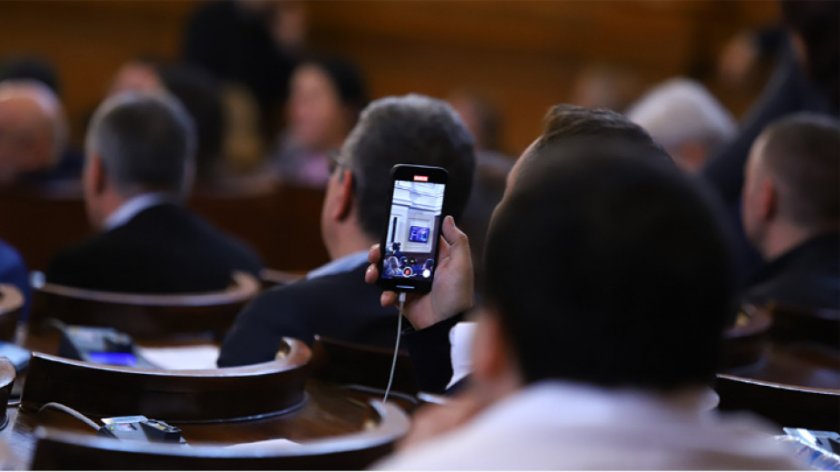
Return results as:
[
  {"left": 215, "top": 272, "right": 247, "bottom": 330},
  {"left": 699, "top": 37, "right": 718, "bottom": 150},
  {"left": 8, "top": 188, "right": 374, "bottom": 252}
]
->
[
  {"left": 760, "top": 112, "right": 840, "bottom": 228},
  {"left": 538, "top": 104, "right": 660, "bottom": 150},
  {"left": 485, "top": 138, "right": 734, "bottom": 390},
  {"left": 299, "top": 56, "right": 369, "bottom": 117},
  {"left": 158, "top": 64, "right": 225, "bottom": 180},
  {"left": 344, "top": 94, "right": 476, "bottom": 239},
  {"left": 780, "top": 0, "right": 840, "bottom": 109},
  {"left": 0, "top": 56, "right": 61, "bottom": 95},
  {"left": 87, "top": 92, "right": 196, "bottom": 197}
]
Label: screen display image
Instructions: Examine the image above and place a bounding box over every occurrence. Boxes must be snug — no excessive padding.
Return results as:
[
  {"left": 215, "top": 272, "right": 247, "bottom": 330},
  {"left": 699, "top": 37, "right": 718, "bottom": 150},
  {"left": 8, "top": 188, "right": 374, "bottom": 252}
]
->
[
  {"left": 382, "top": 179, "right": 445, "bottom": 281},
  {"left": 408, "top": 225, "right": 430, "bottom": 243}
]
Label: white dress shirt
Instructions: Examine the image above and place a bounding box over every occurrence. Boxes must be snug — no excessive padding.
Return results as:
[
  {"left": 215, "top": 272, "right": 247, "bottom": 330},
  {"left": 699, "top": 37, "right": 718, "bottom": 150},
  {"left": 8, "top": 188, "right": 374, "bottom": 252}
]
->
[
  {"left": 376, "top": 381, "right": 803, "bottom": 470},
  {"left": 103, "top": 192, "right": 171, "bottom": 231},
  {"left": 306, "top": 250, "right": 369, "bottom": 280}
]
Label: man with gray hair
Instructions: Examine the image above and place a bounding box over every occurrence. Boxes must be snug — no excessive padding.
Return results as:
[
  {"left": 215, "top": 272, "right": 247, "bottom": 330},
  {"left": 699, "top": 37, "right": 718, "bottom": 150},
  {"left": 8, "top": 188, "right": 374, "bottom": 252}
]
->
[
  {"left": 627, "top": 78, "right": 736, "bottom": 173},
  {"left": 218, "top": 94, "right": 475, "bottom": 379},
  {"left": 46, "top": 92, "right": 262, "bottom": 293}
]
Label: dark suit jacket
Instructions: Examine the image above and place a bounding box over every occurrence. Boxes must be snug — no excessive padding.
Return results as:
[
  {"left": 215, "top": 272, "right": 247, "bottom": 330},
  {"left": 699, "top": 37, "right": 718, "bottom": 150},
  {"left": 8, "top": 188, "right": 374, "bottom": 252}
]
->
[
  {"left": 742, "top": 232, "right": 840, "bottom": 309},
  {"left": 46, "top": 203, "right": 263, "bottom": 293},
  {"left": 218, "top": 263, "right": 455, "bottom": 393}
]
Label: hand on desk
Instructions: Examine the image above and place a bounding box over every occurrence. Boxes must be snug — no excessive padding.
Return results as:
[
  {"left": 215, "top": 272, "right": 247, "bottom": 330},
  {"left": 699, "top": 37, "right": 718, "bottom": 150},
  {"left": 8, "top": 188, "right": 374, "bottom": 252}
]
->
[{"left": 364, "top": 215, "right": 474, "bottom": 330}]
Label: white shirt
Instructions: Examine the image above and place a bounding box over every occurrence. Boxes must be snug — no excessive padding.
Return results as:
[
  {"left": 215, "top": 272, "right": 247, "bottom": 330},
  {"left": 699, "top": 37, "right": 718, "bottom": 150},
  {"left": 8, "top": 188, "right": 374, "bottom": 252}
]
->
[
  {"left": 376, "top": 381, "right": 803, "bottom": 470},
  {"left": 306, "top": 250, "right": 369, "bottom": 280},
  {"left": 104, "top": 192, "right": 171, "bottom": 231}
]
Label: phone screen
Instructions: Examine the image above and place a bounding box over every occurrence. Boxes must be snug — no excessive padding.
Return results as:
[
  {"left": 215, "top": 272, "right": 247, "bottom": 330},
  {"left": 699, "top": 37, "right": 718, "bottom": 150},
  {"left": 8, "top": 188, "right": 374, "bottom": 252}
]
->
[{"left": 379, "top": 165, "right": 448, "bottom": 293}]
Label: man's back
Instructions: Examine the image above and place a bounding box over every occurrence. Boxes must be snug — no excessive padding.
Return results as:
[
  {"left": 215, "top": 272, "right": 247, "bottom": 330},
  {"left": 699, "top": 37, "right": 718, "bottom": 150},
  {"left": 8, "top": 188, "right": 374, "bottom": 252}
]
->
[
  {"left": 46, "top": 203, "right": 262, "bottom": 293},
  {"left": 377, "top": 382, "right": 801, "bottom": 470},
  {"left": 217, "top": 263, "right": 397, "bottom": 367},
  {"left": 744, "top": 233, "right": 840, "bottom": 310}
]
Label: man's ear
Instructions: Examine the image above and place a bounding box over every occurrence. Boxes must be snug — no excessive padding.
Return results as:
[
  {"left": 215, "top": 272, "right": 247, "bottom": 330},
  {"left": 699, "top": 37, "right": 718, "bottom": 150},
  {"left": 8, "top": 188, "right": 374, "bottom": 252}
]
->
[
  {"left": 332, "top": 169, "right": 354, "bottom": 221},
  {"left": 758, "top": 177, "right": 778, "bottom": 222},
  {"left": 89, "top": 154, "right": 108, "bottom": 196}
]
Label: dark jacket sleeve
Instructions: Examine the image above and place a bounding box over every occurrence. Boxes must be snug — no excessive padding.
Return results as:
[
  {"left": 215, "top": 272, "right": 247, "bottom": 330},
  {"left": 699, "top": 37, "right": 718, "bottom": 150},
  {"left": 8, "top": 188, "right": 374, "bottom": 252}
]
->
[
  {"left": 402, "top": 313, "right": 463, "bottom": 394},
  {"left": 217, "top": 286, "right": 315, "bottom": 367}
]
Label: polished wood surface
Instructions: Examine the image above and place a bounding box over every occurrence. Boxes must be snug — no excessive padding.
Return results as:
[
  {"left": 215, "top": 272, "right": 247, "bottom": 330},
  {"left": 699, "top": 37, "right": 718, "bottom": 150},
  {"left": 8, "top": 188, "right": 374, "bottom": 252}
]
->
[
  {"left": 28, "top": 271, "right": 259, "bottom": 340},
  {"left": 2, "top": 380, "right": 408, "bottom": 470},
  {"left": 767, "top": 303, "right": 840, "bottom": 350},
  {"left": 30, "top": 400, "right": 408, "bottom": 470},
  {"left": 719, "top": 305, "right": 771, "bottom": 370},
  {"left": 0, "top": 284, "right": 24, "bottom": 342},
  {"left": 312, "top": 336, "right": 419, "bottom": 395},
  {"left": 20, "top": 338, "right": 310, "bottom": 423},
  {"left": 715, "top": 374, "right": 840, "bottom": 431}
]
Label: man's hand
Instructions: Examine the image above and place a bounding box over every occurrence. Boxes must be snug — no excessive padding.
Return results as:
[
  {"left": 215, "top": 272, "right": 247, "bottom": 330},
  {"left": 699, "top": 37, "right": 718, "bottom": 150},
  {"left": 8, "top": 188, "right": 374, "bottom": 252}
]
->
[{"left": 364, "top": 215, "right": 474, "bottom": 330}]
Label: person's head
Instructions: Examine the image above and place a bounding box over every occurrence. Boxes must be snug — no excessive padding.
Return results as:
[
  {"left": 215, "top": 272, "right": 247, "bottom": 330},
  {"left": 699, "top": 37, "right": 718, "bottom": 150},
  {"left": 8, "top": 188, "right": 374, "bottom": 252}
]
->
[
  {"left": 83, "top": 92, "right": 196, "bottom": 228},
  {"left": 287, "top": 57, "right": 368, "bottom": 152},
  {"left": 321, "top": 94, "right": 475, "bottom": 258},
  {"left": 742, "top": 113, "right": 840, "bottom": 259},
  {"left": 474, "top": 138, "right": 734, "bottom": 395},
  {"left": 448, "top": 92, "right": 503, "bottom": 152},
  {"left": 780, "top": 0, "right": 840, "bottom": 109},
  {"left": 627, "top": 78, "right": 736, "bottom": 173},
  {"left": 507, "top": 104, "right": 667, "bottom": 195},
  {"left": 0, "top": 79, "right": 66, "bottom": 183}
]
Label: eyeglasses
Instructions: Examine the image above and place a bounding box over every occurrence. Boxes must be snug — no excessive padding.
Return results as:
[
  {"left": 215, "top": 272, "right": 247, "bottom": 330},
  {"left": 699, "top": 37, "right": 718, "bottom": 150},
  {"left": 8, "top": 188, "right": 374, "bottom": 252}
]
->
[{"left": 327, "top": 149, "right": 345, "bottom": 175}]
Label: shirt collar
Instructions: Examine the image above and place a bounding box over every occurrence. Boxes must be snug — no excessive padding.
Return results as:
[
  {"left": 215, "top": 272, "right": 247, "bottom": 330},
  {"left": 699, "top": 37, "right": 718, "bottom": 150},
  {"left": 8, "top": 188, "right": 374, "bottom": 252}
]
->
[
  {"left": 307, "top": 250, "right": 369, "bottom": 280},
  {"left": 104, "top": 193, "right": 171, "bottom": 231}
]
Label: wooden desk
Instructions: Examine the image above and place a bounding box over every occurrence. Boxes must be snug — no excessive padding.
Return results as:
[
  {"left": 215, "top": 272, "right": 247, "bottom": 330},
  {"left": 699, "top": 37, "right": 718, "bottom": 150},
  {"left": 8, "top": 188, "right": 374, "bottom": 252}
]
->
[{"left": 1, "top": 380, "right": 402, "bottom": 470}]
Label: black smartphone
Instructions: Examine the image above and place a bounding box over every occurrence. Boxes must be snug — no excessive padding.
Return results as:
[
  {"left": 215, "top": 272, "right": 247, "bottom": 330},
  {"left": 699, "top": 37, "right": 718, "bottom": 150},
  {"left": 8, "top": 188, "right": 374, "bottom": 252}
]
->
[{"left": 378, "top": 164, "right": 448, "bottom": 294}]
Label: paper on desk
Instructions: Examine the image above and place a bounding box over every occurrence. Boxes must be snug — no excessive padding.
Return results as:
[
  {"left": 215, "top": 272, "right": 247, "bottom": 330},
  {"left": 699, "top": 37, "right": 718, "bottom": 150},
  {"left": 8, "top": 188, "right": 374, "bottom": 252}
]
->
[
  {"left": 136, "top": 344, "right": 220, "bottom": 370},
  {"left": 226, "top": 438, "right": 300, "bottom": 450}
]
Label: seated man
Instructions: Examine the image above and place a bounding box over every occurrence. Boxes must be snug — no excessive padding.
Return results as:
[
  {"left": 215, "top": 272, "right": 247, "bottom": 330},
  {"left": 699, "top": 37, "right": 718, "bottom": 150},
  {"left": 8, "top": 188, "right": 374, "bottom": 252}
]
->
[
  {"left": 370, "top": 138, "right": 800, "bottom": 469},
  {"left": 47, "top": 92, "right": 262, "bottom": 293},
  {"left": 217, "top": 95, "right": 475, "bottom": 375},
  {"left": 741, "top": 113, "right": 839, "bottom": 309}
]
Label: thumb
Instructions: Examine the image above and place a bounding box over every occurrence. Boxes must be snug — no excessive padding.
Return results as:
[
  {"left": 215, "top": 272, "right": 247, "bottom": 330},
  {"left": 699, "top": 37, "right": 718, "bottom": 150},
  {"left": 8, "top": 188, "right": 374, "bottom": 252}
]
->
[{"left": 441, "top": 215, "right": 468, "bottom": 247}]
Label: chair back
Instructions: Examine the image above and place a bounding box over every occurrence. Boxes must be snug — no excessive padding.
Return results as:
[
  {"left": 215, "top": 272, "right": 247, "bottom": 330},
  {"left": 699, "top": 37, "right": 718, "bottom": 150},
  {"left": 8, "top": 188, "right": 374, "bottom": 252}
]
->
[
  {"left": 715, "top": 374, "right": 840, "bottom": 431},
  {"left": 768, "top": 303, "right": 840, "bottom": 350},
  {"left": 28, "top": 272, "right": 260, "bottom": 340},
  {"left": 21, "top": 338, "right": 310, "bottom": 422},
  {"left": 0, "top": 284, "right": 24, "bottom": 342},
  {"left": 31, "top": 400, "right": 409, "bottom": 470},
  {"left": 719, "top": 305, "right": 771, "bottom": 370},
  {"left": 190, "top": 183, "right": 329, "bottom": 271},
  {"left": 311, "top": 336, "right": 419, "bottom": 395}
]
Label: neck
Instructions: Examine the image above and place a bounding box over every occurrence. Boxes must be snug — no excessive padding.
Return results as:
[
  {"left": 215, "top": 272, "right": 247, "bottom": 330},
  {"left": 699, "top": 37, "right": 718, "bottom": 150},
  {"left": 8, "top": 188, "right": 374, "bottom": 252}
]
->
[
  {"left": 760, "top": 220, "right": 822, "bottom": 261},
  {"left": 327, "top": 225, "right": 375, "bottom": 261}
]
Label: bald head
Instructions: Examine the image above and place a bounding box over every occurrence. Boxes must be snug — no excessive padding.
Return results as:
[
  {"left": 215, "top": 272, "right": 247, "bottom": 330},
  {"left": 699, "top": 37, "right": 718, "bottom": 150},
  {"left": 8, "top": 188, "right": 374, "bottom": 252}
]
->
[{"left": 0, "top": 80, "right": 66, "bottom": 182}]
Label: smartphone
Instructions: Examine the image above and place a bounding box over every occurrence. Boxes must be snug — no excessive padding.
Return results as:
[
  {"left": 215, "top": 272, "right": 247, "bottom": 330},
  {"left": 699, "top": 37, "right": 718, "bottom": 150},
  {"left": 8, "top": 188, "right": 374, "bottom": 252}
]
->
[{"left": 378, "top": 164, "right": 448, "bottom": 294}]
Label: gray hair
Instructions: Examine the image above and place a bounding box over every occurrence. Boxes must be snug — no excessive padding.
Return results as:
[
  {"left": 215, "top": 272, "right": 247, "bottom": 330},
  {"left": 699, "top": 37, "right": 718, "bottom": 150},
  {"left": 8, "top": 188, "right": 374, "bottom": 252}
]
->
[
  {"left": 86, "top": 91, "right": 196, "bottom": 197},
  {"left": 342, "top": 94, "right": 476, "bottom": 238},
  {"left": 627, "top": 78, "right": 735, "bottom": 152}
]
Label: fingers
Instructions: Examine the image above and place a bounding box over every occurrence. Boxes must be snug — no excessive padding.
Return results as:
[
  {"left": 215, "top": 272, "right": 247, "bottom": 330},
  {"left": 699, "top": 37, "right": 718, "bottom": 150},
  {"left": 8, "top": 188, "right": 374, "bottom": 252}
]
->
[
  {"left": 441, "top": 215, "right": 468, "bottom": 247},
  {"left": 381, "top": 290, "right": 397, "bottom": 307},
  {"left": 368, "top": 243, "right": 381, "bottom": 264}
]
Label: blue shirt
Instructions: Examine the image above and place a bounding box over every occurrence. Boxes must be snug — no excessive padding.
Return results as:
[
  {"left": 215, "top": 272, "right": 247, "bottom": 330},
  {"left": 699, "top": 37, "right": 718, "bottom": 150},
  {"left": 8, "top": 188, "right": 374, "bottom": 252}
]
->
[{"left": 0, "top": 239, "right": 30, "bottom": 320}]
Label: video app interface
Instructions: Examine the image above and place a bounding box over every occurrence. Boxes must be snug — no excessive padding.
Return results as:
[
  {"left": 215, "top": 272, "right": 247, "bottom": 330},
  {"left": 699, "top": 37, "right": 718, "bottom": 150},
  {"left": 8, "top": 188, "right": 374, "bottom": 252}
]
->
[{"left": 382, "top": 177, "right": 445, "bottom": 281}]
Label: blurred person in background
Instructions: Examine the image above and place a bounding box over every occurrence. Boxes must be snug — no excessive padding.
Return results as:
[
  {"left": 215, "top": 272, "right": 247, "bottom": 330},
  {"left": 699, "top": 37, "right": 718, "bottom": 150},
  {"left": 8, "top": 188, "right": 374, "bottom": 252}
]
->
[
  {"left": 702, "top": 0, "right": 839, "bottom": 286},
  {"left": 569, "top": 63, "right": 641, "bottom": 113},
  {"left": 627, "top": 78, "right": 736, "bottom": 174},
  {"left": 448, "top": 92, "right": 512, "bottom": 294},
  {"left": 741, "top": 113, "right": 839, "bottom": 310},
  {"left": 269, "top": 57, "right": 368, "bottom": 188},
  {"left": 182, "top": 0, "right": 306, "bottom": 141},
  {"left": 46, "top": 92, "right": 262, "bottom": 293},
  {"left": 0, "top": 238, "right": 30, "bottom": 319},
  {"left": 0, "top": 80, "right": 67, "bottom": 186}
]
